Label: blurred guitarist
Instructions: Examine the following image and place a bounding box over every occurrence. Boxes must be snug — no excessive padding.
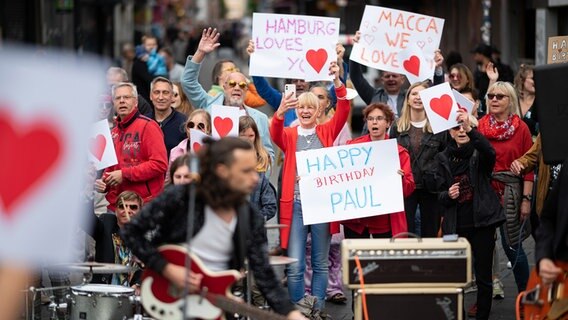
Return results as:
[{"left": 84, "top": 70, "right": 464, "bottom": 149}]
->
[
  {"left": 122, "top": 137, "right": 305, "bottom": 320},
  {"left": 535, "top": 157, "right": 567, "bottom": 285}
]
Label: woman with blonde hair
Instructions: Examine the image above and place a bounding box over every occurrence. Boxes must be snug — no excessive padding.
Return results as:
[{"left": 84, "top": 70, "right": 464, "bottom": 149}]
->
[
  {"left": 168, "top": 109, "right": 211, "bottom": 176},
  {"left": 171, "top": 82, "right": 194, "bottom": 117},
  {"left": 478, "top": 81, "right": 533, "bottom": 296},
  {"left": 392, "top": 80, "right": 449, "bottom": 237}
]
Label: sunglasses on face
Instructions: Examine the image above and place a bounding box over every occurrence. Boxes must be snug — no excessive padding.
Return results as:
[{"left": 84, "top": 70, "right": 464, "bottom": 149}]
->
[
  {"left": 188, "top": 121, "right": 206, "bottom": 130},
  {"left": 487, "top": 93, "right": 509, "bottom": 101},
  {"left": 173, "top": 93, "right": 179, "bottom": 97},
  {"left": 227, "top": 80, "right": 248, "bottom": 89},
  {"left": 118, "top": 203, "right": 139, "bottom": 211},
  {"left": 450, "top": 125, "right": 462, "bottom": 131},
  {"left": 450, "top": 73, "right": 461, "bottom": 80}
]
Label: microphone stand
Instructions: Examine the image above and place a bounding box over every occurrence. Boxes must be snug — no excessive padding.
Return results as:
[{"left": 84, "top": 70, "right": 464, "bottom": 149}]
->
[{"left": 181, "top": 153, "right": 199, "bottom": 320}]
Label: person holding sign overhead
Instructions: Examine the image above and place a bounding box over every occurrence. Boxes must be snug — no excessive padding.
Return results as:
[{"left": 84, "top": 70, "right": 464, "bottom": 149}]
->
[
  {"left": 181, "top": 27, "right": 274, "bottom": 162},
  {"left": 390, "top": 80, "right": 449, "bottom": 237},
  {"left": 270, "top": 61, "right": 349, "bottom": 312},
  {"left": 342, "top": 102, "right": 415, "bottom": 239},
  {"left": 425, "top": 109, "right": 505, "bottom": 320}
]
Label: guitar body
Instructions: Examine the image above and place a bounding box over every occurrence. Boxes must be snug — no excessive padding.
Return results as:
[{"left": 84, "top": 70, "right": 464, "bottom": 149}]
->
[
  {"left": 140, "top": 245, "right": 241, "bottom": 320},
  {"left": 523, "top": 261, "right": 568, "bottom": 320}
]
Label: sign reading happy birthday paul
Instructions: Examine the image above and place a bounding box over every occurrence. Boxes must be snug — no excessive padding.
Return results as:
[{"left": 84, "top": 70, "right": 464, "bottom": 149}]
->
[
  {"left": 295, "top": 139, "right": 403, "bottom": 225},
  {"left": 249, "top": 13, "right": 339, "bottom": 81},
  {"left": 350, "top": 5, "right": 444, "bottom": 79}
]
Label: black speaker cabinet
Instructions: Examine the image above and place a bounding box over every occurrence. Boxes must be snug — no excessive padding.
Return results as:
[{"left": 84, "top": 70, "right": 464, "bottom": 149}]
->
[{"left": 354, "top": 288, "right": 464, "bottom": 320}]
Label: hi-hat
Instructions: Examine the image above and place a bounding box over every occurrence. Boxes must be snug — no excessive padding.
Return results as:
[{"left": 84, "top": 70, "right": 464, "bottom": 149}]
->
[
  {"left": 52, "top": 262, "right": 130, "bottom": 274},
  {"left": 264, "top": 223, "right": 288, "bottom": 229}
]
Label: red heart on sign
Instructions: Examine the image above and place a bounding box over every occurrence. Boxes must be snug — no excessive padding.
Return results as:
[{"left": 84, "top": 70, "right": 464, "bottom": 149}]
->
[
  {"left": 0, "top": 111, "right": 63, "bottom": 215},
  {"left": 90, "top": 134, "right": 106, "bottom": 161},
  {"left": 214, "top": 117, "right": 233, "bottom": 137},
  {"left": 306, "top": 49, "right": 328, "bottom": 73},
  {"left": 430, "top": 94, "right": 454, "bottom": 120},
  {"left": 457, "top": 103, "right": 468, "bottom": 113},
  {"left": 192, "top": 142, "right": 202, "bottom": 152},
  {"left": 403, "top": 55, "right": 420, "bottom": 77}
]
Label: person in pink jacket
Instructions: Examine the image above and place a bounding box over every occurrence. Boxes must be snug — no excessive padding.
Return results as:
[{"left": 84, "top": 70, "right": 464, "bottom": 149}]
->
[{"left": 342, "top": 103, "right": 415, "bottom": 238}]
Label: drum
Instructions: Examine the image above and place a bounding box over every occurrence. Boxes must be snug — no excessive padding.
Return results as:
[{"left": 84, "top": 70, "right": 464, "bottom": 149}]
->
[{"left": 67, "top": 284, "right": 134, "bottom": 320}]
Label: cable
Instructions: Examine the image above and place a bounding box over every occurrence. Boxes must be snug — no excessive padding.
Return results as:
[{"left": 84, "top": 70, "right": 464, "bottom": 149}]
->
[{"left": 354, "top": 255, "right": 369, "bottom": 320}]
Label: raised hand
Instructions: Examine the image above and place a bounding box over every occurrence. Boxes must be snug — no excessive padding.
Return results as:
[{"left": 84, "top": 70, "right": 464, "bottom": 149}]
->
[
  {"left": 246, "top": 40, "right": 255, "bottom": 56},
  {"left": 486, "top": 62, "right": 499, "bottom": 82},
  {"left": 197, "top": 27, "right": 221, "bottom": 54},
  {"left": 353, "top": 31, "right": 361, "bottom": 43},
  {"left": 275, "top": 91, "right": 298, "bottom": 119},
  {"left": 434, "top": 49, "right": 444, "bottom": 68}
]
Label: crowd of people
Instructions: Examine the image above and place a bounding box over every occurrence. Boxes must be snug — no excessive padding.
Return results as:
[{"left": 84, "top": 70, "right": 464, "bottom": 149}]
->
[{"left": 26, "top": 21, "right": 568, "bottom": 320}]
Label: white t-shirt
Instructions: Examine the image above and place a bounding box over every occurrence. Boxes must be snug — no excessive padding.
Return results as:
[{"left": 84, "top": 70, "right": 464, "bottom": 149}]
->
[{"left": 189, "top": 206, "right": 237, "bottom": 271}]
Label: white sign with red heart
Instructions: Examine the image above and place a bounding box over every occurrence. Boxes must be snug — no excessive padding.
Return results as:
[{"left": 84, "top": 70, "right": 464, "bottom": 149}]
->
[
  {"left": 418, "top": 82, "right": 461, "bottom": 134},
  {"left": 0, "top": 46, "right": 104, "bottom": 264},
  {"left": 452, "top": 89, "right": 475, "bottom": 115},
  {"left": 351, "top": 5, "right": 444, "bottom": 80},
  {"left": 189, "top": 129, "right": 212, "bottom": 153},
  {"left": 211, "top": 105, "right": 243, "bottom": 139},
  {"left": 249, "top": 13, "right": 340, "bottom": 80},
  {"left": 397, "top": 43, "right": 431, "bottom": 83},
  {"left": 89, "top": 119, "right": 118, "bottom": 170}
]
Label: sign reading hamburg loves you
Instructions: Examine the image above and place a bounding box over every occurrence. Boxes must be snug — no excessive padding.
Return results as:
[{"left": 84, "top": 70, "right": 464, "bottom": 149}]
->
[
  {"left": 249, "top": 13, "right": 339, "bottom": 81},
  {"left": 296, "top": 139, "right": 404, "bottom": 225}
]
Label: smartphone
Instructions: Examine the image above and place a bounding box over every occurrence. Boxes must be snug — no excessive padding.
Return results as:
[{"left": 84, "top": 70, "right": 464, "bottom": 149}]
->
[{"left": 284, "top": 84, "right": 296, "bottom": 97}]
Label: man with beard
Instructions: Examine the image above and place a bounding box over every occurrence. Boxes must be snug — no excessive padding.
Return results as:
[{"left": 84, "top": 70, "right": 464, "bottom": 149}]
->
[
  {"left": 181, "top": 27, "right": 274, "bottom": 161},
  {"left": 122, "top": 137, "right": 305, "bottom": 320}
]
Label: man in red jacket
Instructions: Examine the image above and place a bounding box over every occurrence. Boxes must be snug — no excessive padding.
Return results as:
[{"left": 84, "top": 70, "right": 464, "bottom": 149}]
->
[{"left": 95, "top": 82, "right": 168, "bottom": 212}]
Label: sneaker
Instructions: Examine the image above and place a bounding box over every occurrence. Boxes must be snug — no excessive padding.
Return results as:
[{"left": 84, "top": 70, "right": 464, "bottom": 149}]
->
[
  {"left": 467, "top": 303, "right": 477, "bottom": 318},
  {"left": 493, "top": 278, "right": 505, "bottom": 299},
  {"left": 464, "top": 283, "right": 478, "bottom": 294},
  {"left": 507, "top": 261, "right": 512, "bottom": 269}
]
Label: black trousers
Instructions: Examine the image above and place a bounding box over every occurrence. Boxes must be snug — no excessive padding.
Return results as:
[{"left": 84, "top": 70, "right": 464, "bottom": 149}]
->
[
  {"left": 458, "top": 225, "right": 496, "bottom": 320},
  {"left": 404, "top": 188, "right": 442, "bottom": 237}
]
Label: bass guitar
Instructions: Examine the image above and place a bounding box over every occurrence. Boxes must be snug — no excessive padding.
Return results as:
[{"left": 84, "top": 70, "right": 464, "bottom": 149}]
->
[
  {"left": 140, "top": 244, "right": 287, "bottom": 320},
  {"left": 521, "top": 261, "right": 568, "bottom": 320}
]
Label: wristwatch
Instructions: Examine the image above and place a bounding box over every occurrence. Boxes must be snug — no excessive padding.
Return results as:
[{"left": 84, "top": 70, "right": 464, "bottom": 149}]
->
[{"left": 522, "top": 194, "right": 532, "bottom": 201}]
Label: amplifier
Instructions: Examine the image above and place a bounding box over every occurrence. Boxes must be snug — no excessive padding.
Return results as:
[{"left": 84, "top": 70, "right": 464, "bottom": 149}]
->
[
  {"left": 354, "top": 287, "right": 464, "bottom": 320},
  {"left": 342, "top": 238, "right": 471, "bottom": 288}
]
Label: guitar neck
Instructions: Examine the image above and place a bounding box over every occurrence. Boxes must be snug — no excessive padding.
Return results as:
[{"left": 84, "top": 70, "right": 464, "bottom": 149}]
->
[{"left": 211, "top": 294, "right": 288, "bottom": 320}]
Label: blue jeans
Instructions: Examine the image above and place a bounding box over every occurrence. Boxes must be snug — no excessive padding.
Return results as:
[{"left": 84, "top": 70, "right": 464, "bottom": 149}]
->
[
  {"left": 499, "top": 226, "right": 529, "bottom": 292},
  {"left": 287, "top": 200, "right": 330, "bottom": 310}
]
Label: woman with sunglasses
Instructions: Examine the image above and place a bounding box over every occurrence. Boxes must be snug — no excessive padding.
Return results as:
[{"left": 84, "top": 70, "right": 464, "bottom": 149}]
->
[
  {"left": 270, "top": 61, "right": 348, "bottom": 312},
  {"left": 168, "top": 109, "right": 211, "bottom": 177},
  {"left": 448, "top": 63, "right": 475, "bottom": 94},
  {"left": 426, "top": 110, "right": 505, "bottom": 320},
  {"left": 391, "top": 80, "right": 449, "bottom": 237},
  {"left": 478, "top": 81, "right": 534, "bottom": 296},
  {"left": 171, "top": 82, "right": 193, "bottom": 117}
]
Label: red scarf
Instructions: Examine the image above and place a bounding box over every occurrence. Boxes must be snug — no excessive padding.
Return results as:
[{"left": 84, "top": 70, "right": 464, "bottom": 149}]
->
[{"left": 478, "top": 114, "right": 520, "bottom": 141}]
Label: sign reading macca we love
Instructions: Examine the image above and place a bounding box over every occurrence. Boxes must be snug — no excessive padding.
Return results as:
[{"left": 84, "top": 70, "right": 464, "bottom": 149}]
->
[
  {"left": 249, "top": 13, "right": 339, "bottom": 81},
  {"left": 350, "top": 5, "right": 444, "bottom": 80}
]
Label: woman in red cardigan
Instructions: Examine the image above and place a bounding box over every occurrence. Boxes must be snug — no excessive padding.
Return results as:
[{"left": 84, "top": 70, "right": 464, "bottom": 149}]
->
[
  {"left": 270, "top": 61, "right": 349, "bottom": 311},
  {"left": 342, "top": 103, "right": 415, "bottom": 238},
  {"left": 478, "top": 81, "right": 534, "bottom": 294}
]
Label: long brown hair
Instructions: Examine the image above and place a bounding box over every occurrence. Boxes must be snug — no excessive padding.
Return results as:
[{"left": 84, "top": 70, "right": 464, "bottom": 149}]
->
[
  {"left": 173, "top": 82, "right": 194, "bottom": 117},
  {"left": 239, "top": 116, "right": 271, "bottom": 172}
]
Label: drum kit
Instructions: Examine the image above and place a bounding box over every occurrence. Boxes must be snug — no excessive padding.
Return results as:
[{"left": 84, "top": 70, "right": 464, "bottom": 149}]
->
[
  {"left": 24, "top": 262, "right": 146, "bottom": 320},
  {"left": 25, "top": 224, "right": 296, "bottom": 320}
]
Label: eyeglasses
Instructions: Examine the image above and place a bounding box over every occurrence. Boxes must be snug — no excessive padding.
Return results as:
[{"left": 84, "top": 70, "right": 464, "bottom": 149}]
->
[
  {"left": 227, "top": 80, "right": 248, "bottom": 89},
  {"left": 449, "top": 73, "right": 461, "bottom": 80},
  {"left": 118, "top": 203, "right": 139, "bottom": 211},
  {"left": 487, "top": 93, "right": 509, "bottom": 101},
  {"left": 367, "top": 116, "right": 387, "bottom": 122},
  {"left": 113, "top": 95, "right": 134, "bottom": 101},
  {"left": 450, "top": 125, "right": 462, "bottom": 131},
  {"left": 188, "top": 121, "right": 206, "bottom": 130}
]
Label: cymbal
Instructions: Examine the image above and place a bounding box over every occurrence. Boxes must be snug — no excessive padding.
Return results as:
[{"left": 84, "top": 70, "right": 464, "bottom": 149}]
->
[
  {"left": 264, "top": 223, "right": 288, "bottom": 229},
  {"left": 52, "top": 262, "right": 130, "bottom": 274},
  {"left": 269, "top": 256, "right": 298, "bottom": 266}
]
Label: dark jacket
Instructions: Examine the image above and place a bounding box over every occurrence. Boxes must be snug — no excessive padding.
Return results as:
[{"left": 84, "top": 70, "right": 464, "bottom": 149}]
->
[
  {"left": 122, "top": 184, "right": 296, "bottom": 316},
  {"left": 536, "top": 158, "right": 568, "bottom": 264},
  {"left": 149, "top": 107, "right": 188, "bottom": 158},
  {"left": 391, "top": 125, "right": 449, "bottom": 190},
  {"left": 249, "top": 172, "right": 277, "bottom": 221},
  {"left": 425, "top": 129, "right": 505, "bottom": 233},
  {"left": 84, "top": 213, "right": 142, "bottom": 285}
]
